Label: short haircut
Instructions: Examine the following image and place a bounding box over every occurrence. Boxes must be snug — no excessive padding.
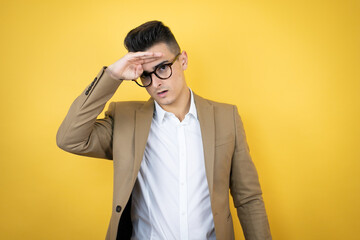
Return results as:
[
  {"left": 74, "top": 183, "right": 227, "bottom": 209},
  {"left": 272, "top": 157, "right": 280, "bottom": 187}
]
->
[{"left": 124, "top": 21, "right": 181, "bottom": 54}]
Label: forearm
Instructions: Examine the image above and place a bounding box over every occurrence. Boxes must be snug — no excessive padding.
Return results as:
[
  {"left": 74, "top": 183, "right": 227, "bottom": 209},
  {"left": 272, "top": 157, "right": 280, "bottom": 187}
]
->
[
  {"left": 231, "top": 150, "right": 271, "bottom": 239},
  {"left": 56, "top": 67, "right": 122, "bottom": 159},
  {"left": 230, "top": 106, "right": 271, "bottom": 239},
  {"left": 237, "top": 198, "right": 271, "bottom": 240}
]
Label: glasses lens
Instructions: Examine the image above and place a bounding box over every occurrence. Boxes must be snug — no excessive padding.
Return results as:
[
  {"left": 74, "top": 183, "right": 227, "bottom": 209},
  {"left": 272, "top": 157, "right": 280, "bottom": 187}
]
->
[
  {"left": 140, "top": 75, "right": 151, "bottom": 87},
  {"left": 155, "top": 64, "right": 172, "bottom": 79}
]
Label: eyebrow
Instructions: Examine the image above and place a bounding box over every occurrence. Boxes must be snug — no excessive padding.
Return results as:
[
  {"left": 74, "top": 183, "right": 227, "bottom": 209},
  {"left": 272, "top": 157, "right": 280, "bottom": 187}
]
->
[
  {"left": 153, "top": 60, "right": 170, "bottom": 70},
  {"left": 142, "top": 60, "right": 170, "bottom": 75}
]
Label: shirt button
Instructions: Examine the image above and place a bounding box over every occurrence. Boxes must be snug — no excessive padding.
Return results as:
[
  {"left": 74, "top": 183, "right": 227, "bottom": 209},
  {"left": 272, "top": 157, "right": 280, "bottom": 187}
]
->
[{"left": 116, "top": 205, "right": 122, "bottom": 213}]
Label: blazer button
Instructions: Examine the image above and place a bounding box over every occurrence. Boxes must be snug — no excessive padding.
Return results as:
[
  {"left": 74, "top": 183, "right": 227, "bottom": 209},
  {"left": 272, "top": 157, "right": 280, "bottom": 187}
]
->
[
  {"left": 90, "top": 77, "right": 97, "bottom": 86},
  {"left": 116, "top": 205, "right": 122, "bottom": 213},
  {"left": 85, "top": 90, "right": 89, "bottom": 95}
]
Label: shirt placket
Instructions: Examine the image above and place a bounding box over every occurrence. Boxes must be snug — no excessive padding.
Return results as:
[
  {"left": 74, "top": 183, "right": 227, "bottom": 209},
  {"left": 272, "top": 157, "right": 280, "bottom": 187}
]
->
[{"left": 178, "top": 121, "right": 188, "bottom": 240}]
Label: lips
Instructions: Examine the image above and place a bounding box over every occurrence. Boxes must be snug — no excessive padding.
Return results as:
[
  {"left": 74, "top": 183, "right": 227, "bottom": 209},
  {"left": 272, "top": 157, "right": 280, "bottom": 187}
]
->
[{"left": 157, "top": 90, "right": 168, "bottom": 97}]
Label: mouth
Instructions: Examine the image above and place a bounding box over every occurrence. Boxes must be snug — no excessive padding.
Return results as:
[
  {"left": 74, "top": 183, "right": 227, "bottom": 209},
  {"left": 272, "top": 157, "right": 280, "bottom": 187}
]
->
[{"left": 157, "top": 90, "right": 168, "bottom": 97}]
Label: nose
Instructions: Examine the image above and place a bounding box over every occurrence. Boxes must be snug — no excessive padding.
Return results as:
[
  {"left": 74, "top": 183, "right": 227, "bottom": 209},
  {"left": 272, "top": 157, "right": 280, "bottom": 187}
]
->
[{"left": 151, "top": 74, "right": 162, "bottom": 87}]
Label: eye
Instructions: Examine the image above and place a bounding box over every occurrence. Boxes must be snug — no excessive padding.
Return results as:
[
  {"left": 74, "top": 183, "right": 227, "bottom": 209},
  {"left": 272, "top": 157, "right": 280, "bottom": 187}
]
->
[{"left": 157, "top": 64, "right": 169, "bottom": 72}]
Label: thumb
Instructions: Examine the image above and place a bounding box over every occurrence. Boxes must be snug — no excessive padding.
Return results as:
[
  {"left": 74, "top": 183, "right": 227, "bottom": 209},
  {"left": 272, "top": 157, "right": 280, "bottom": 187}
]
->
[{"left": 135, "top": 65, "right": 143, "bottom": 77}]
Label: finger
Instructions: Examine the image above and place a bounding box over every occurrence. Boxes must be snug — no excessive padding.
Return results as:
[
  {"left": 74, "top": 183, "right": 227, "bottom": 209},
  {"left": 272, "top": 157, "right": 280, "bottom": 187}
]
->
[
  {"left": 129, "top": 51, "right": 163, "bottom": 60},
  {"left": 141, "top": 57, "right": 163, "bottom": 64},
  {"left": 129, "top": 55, "right": 161, "bottom": 62},
  {"left": 128, "top": 55, "right": 164, "bottom": 65}
]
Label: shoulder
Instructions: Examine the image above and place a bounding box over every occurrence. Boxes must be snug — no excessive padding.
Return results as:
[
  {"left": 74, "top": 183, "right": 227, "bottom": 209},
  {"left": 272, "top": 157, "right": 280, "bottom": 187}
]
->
[
  {"left": 106, "top": 99, "right": 153, "bottom": 117},
  {"left": 194, "top": 93, "right": 237, "bottom": 114},
  {"left": 112, "top": 100, "right": 148, "bottom": 109}
]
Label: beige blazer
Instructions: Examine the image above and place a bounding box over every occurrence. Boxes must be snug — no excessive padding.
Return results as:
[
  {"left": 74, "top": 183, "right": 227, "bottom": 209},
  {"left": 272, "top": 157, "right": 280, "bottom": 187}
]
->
[{"left": 57, "top": 67, "right": 271, "bottom": 240}]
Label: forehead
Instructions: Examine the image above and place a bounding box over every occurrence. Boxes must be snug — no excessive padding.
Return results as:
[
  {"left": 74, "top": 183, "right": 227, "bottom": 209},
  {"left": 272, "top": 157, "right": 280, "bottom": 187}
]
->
[{"left": 142, "top": 43, "right": 175, "bottom": 71}]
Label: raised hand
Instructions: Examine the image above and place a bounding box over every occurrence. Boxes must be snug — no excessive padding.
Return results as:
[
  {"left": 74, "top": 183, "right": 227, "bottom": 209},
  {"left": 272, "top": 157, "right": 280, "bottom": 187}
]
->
[{"left": 107, "top": 52, "right": 163, "bottom": 80}]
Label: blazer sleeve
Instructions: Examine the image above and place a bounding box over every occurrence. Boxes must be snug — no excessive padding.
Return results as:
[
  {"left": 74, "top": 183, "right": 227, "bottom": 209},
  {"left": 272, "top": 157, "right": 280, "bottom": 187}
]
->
[
  {"left": 56, "top": 67, "right": 122, "bottom": 160},
  {"left": 230, "top": 106, "right": 272, "bottom": 240}
]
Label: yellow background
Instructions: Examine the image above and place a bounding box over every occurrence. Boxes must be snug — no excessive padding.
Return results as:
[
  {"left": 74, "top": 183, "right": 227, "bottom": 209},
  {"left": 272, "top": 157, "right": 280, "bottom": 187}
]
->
[{"left": 1, "top": 0, "right": 359, "bottom": 239}]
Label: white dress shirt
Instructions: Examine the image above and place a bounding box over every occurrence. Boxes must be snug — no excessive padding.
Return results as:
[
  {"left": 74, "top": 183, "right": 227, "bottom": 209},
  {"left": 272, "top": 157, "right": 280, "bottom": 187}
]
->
[{"left": 131, "top": 90, "right": 216, "bottom": 240}]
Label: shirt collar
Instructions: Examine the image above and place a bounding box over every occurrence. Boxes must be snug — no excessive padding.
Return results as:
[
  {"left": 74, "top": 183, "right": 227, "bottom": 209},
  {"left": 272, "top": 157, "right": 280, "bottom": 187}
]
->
[{"left": 154, "top": 89, "right": 198, "bottom": 124}]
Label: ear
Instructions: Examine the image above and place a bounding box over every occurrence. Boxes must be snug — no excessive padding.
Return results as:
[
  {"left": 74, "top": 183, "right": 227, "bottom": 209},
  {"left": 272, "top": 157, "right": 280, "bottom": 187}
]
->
[{"left": 180, "top": 50, "right": 188, "bottom": 70}]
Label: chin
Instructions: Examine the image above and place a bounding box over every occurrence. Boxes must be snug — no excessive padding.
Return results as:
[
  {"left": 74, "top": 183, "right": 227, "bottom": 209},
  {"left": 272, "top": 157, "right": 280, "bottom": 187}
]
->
[{"left": 156, "top": 99, "right": 173, "bottom": 106}]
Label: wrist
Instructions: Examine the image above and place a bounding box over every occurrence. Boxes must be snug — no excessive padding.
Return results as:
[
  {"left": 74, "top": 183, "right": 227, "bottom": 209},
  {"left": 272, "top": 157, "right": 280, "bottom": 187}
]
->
[{"left": 105, "top": 67, "right": 123, "bottom": 81}]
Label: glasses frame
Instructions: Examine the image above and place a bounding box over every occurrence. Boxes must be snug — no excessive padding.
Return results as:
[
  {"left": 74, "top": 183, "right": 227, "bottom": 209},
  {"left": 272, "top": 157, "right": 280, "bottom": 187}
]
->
[{"left": 132, "top": 53, "right": 181, "bottom": 87}]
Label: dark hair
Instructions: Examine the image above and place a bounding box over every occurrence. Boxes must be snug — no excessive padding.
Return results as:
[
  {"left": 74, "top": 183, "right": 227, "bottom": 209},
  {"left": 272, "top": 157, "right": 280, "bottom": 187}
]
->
[{"left": 124, "top": 21, "right": 180, "bottom": 54}]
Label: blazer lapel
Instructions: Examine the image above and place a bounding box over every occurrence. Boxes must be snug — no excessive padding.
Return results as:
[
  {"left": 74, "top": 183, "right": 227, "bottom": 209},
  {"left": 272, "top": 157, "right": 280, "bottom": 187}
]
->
[
  {"left": 133, "top": 98, "right": 154, "bottom": 182},
  {"left": 194, "top": 93, "right": 215, "bottom": 198}
]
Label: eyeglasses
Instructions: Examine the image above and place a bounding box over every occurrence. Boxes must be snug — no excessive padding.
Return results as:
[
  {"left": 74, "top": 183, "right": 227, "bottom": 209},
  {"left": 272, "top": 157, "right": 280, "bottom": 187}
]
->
[{"left": 132, "top": 53, "right": 181, "bottom": 87}]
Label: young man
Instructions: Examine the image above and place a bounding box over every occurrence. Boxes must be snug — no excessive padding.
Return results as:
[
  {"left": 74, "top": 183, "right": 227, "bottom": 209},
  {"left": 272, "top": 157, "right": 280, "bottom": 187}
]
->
[{"left": 57, "top": 21, "right": 271, "bottom": 240}]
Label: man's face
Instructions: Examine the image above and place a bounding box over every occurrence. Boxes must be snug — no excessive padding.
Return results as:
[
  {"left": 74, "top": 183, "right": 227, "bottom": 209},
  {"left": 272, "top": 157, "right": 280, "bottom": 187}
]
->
[{"left": 141, "top": 42, "right": 189, "bottom": 110}]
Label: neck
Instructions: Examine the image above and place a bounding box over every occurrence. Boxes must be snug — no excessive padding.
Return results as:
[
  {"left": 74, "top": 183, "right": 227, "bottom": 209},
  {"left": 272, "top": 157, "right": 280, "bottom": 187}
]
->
[{"left": 161, "top": 88, "right": 191, "bottom": 122}]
